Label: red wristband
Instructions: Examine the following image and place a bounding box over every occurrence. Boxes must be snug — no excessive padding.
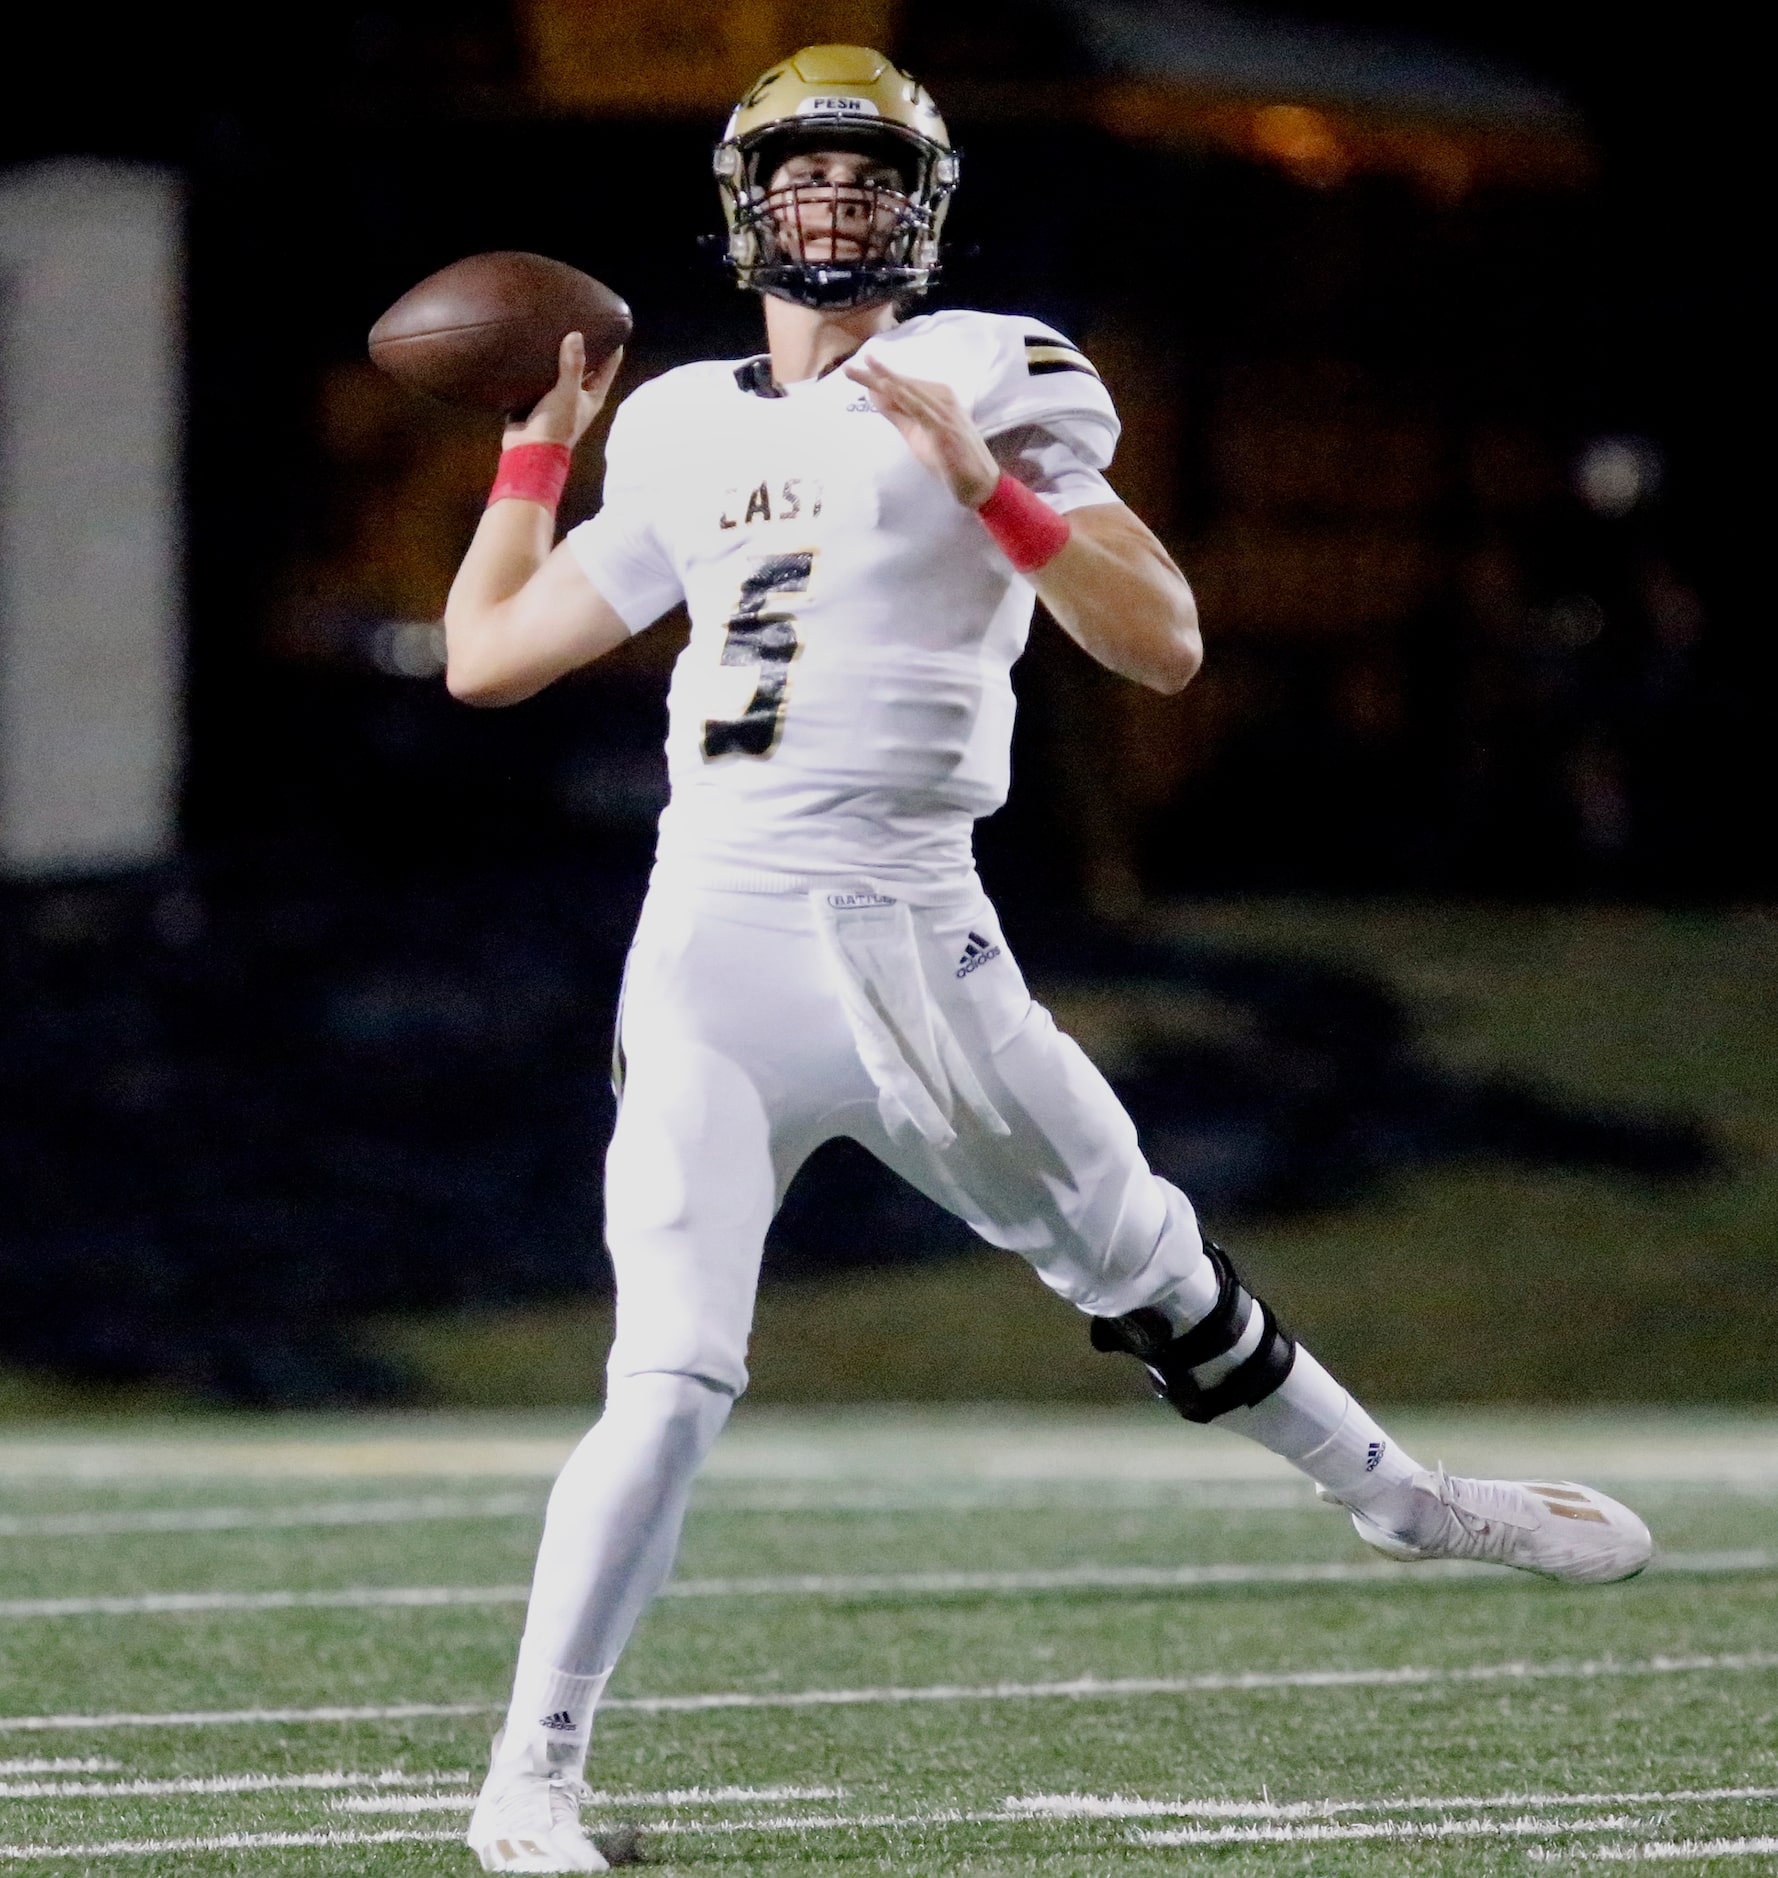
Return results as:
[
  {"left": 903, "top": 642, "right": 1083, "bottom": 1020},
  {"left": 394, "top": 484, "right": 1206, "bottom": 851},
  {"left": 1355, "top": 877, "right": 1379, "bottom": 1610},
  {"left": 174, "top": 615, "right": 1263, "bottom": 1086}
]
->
[
  {"left": 488, "top": 441, "right": 572, "bottom": 511},
  {"left": 976, "top": 473, "right": 1071, "bottom": 573}
]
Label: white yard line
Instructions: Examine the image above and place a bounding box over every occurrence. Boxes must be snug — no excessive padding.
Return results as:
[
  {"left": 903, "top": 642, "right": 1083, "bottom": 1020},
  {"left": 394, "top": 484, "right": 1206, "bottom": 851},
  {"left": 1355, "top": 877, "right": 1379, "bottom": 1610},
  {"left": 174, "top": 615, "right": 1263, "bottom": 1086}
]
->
[
  {"left": 574, "top": 1808, "right": 1644, "bottom": 1842},
  {"left": 0, "top": 1762, "right": 118, "bottom": 1778},
  {"left": 0, "top": 1495, "right": 542, "bottom": 1539},
  {"left": 3, "top": 1648, "right": 1774, "bottom": 1736},
  {"left": 1133, "top": 1814, "right": 1652, "bottom": 1847},
  {"left": 0, "top": 1487, "right": 1322, "bottom": 1526},
  {"left": 2, "top": 1479, "right": 1768, "bottom": 1524},
  {"left": 1011, "top": 1784, "right": 1778, "bottom": 1821},
  {"left": 0, "top": 1769, "right": 474, "bottom": 1801},
  {"left": 624, "top": 1809, "right": 1778, "bottom": 1851},
  {"left": 689, "top": 1484, "right": 1323, "bottom": 1512},
  {"left": 5, "top": 1412, "right": 1778, "bottom": 1488},
  {"left": 655, "top": 1550, "right": 1775, "bottom": 1598},
  {"left": 0, "top": 1547, "right": 1767, "bottom": 1622},
  {"left": 0, "top": 1786, "right": 1772, "bottom": 1860},
  {"left": 591, "top": 1786, "right": 843, "bottom": 1806},
  {"left": 642, "top": 1809, "right": 975, "bottom": 1835},
  {"left": 0, "top": 1826, "right": 460, "bottom": 1860},
  {"left": 352, "top": 1781, "right": 1778, "bottom": 1824},
  {"left": 0, "top": 1822, "right": 946, "bottom": 1859},
  {"left": 0, "top": 1586, "right": 530, "bottom": 1619},
  {"left": 3, "top": 1480, "right": 1768, "bottom": 1532},
  {"left": 1557, "top": 1840, "right": 1778, "bottom": 1863},
  {"left": 321, "top": 1795, "right": 518, "bottom": 1816},
  {"left": 11, "top": 1769, "right": 1763, "bottom": 1822},
  {"left": 596, "top": 1651, "right": 1778, "bottom": 1714},
  {"left": 0, "top": 1769, "right": 836, "bottom": 1806},
  {"left": 2, "top": 1816, "right": 1773, "bottom": 1863},
  {"left": 0, "top": 1702, "right": 493, "bottom": 1735},
  {"left": 334, "top": 1785, "right": 841, "bottom": 1814}
]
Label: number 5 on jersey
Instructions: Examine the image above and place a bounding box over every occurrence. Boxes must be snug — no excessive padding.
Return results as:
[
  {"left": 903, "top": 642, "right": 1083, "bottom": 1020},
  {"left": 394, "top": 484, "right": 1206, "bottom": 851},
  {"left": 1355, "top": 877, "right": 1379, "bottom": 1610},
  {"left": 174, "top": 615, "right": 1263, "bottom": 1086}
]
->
[{"left": 702, "top": 551, "right": 812, "bottom": 759}]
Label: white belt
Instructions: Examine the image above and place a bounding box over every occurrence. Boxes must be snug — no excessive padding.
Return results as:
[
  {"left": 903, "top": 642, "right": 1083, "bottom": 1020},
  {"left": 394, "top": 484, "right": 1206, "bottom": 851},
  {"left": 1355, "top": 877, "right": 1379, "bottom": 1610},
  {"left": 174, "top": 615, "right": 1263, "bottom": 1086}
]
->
[
  {"left": 811, "top": 890, "right": 1010, "bottom": 1150},
  {"left": 651, "top": 860, "right": 983, "bottom": 909}
]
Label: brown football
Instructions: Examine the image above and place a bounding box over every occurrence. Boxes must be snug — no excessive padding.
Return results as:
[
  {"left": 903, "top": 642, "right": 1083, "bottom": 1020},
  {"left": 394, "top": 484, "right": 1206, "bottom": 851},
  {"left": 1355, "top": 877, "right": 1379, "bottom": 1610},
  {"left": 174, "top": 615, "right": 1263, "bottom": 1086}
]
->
[{"left": 368, "top": 252, "right": 632, "bottom": 414}]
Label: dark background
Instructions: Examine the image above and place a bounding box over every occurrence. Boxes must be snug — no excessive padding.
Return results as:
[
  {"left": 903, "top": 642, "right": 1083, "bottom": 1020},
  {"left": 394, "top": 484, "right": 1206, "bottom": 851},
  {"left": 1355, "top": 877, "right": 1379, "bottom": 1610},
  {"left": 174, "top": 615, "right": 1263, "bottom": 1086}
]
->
[
  {"left": 0, "top": 0, "right": 1764, "bottom": 1400},
  {"left": 2, "top": 0, "right": 1763, "bottom": 898}
]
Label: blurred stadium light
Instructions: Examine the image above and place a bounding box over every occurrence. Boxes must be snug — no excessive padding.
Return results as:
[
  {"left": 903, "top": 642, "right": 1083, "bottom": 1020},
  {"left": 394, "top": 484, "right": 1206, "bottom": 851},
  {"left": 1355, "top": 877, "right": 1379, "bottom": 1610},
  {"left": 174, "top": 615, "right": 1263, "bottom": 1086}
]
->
[
  {"left": 0, "top": 160, "right": 183, "bottom": 877},
  {"left": 517, "top": 0, "right": 1591, "bottom": 193},
  {"left": 520, "top": 0, "right": 901, "bottom": 114},
  {"left": 1575, "top": 436, "right": 1664, "bottom": 519}
]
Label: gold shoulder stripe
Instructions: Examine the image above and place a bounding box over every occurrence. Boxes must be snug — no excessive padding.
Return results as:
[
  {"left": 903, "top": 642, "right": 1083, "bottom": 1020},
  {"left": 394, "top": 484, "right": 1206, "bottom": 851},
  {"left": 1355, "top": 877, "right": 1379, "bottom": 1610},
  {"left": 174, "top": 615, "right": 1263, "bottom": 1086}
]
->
[{"left": 1024, "top": 344, "right": 1099, "bottom": 378}]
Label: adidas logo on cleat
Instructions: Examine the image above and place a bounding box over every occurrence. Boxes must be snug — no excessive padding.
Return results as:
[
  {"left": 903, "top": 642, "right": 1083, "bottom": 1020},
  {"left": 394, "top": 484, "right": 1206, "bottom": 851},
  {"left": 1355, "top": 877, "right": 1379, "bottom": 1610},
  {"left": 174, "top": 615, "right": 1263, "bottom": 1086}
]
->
[
  {"left": 538, "top": 1710, "right": 578, "bottom": 1732},
  {"left": 955, "top": 931, "right": 1003, "bottom": 978},
  {"left": 1366, "top": 1441, "right": 1386, "bottom": 1472}
]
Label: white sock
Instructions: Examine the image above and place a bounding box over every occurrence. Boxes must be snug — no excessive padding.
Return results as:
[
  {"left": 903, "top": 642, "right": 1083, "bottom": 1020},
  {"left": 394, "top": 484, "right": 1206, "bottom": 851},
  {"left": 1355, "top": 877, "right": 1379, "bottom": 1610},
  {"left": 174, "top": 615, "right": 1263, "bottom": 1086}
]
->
[
  {"left": 1220, "top": 1347, "right": 1429, "bottom": 1533},
  {"left": 497, "top": 1370, "right": 733, "bottom": 1779},
  {"left": 495, "top": 1666, "right": 609, "bottom": 1775}
]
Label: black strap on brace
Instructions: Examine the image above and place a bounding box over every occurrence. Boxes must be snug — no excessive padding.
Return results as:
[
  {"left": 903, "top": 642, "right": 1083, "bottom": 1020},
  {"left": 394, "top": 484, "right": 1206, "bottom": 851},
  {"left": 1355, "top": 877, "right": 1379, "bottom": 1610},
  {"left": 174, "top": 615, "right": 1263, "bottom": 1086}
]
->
[{"left": 1089, "top": 1243, "right": 1297, "bottom": 1424}]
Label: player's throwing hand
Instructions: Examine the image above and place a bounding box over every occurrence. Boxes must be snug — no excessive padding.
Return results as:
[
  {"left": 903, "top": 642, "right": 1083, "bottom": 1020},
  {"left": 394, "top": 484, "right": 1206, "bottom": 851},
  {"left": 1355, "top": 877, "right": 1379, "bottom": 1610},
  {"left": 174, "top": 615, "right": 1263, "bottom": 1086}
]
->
[
  {"left": 844, "top": 353, "right": 1001, "bottom": 509},
  {"left": 503, "top": 331, "right": 625, "bottom": 453}
]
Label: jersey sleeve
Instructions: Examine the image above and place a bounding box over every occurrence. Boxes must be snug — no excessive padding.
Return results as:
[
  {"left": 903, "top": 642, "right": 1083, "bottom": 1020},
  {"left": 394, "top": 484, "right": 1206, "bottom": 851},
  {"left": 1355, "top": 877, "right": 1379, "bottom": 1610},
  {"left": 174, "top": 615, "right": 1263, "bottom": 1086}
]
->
[
  {"left": 564, "top": 388, "right": 684, "bottom": 635},
  {"left": 970, "top": 317, "right": 1122, "bottom": 496},
  {"left": 988, "top": 422, "right": 1119, "bottom": 514}
]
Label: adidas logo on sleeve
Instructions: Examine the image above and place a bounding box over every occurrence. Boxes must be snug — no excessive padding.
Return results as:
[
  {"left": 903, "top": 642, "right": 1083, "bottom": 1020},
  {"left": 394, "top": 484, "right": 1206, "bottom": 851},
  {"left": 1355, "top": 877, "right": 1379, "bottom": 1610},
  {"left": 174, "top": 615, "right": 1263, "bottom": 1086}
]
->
[{"left": 955, "top": 931, "right": 1003, "bottom": 978}]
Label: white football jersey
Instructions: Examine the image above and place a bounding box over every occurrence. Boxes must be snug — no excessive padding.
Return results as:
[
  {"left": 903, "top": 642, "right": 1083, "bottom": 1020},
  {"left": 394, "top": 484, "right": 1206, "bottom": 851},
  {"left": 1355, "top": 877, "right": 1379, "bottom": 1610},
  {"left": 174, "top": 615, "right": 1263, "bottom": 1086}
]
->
[{"left": 567, "top": 308, "right": 1120, "bottom": 889}]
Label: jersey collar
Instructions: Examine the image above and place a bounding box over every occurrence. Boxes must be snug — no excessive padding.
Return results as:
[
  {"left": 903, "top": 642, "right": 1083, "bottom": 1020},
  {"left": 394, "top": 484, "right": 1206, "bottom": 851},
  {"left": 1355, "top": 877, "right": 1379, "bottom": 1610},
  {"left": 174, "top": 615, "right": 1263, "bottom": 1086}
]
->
[
  {"left": 733, "top": 356, "right": 783, "bottom": 399},
  {"left": 733, "top": 339, "right": 881, "bottom": 401}
]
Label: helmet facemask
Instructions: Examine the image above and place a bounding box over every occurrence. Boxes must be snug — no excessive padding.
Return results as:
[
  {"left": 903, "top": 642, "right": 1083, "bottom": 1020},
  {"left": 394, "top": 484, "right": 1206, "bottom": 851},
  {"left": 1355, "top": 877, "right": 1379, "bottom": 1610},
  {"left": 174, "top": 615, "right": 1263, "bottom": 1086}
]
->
[{"left": 717, "top": 121, "right": 958, "bottom": 310}]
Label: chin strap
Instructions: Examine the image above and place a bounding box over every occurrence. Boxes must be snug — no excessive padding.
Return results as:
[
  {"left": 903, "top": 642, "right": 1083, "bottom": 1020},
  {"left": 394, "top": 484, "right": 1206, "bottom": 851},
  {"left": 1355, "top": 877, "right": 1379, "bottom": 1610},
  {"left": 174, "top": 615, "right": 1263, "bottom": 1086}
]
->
[{"left": 1091, "top": 1242, "right": 1297, "bottom": 1424}]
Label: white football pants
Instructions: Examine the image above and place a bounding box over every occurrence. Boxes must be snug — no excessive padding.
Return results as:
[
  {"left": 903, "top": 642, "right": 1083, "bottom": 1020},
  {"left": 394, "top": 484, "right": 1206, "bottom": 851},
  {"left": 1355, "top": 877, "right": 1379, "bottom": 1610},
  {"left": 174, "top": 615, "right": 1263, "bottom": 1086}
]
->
[
  {"left": 604, "top": 877, "right": 1222, "bottom": 1392},
  {"left": 497, "top": 876, "right": 1416, "bottom": 1769}
]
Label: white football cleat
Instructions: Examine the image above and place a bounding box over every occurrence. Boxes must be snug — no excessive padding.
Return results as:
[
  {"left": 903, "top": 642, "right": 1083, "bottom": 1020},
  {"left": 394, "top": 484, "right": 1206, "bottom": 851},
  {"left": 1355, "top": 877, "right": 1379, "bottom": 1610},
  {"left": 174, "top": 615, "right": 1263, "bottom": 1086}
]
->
[
  {"left": 467, "top": 1734, "right": 608, "bottom": 1874},
  {"left": 1337, "top": 1466, "right": 1653, "bottom": 1585}
]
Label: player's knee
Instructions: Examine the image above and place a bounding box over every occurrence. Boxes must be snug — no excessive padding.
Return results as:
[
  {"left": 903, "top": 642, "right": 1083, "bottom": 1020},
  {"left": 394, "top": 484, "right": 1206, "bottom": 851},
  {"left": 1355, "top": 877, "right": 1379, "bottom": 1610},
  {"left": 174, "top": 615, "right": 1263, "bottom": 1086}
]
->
[
  {"left": 609, "top": 1335, "right": 749, "bottom": 1398},
  {"left": 604, "top": 1368, "right": 734, "bottom": 1446},
  {"left": 605, "top": 1270, "right": 756, "bottom": 1396},
  {"left": 1090, "top": 1241, "right": 1296, "bottom": 1424},
  {"left": 1071, "top": 1176, "right": 1214, "bottom": 1320},
  {"left": 584, "top": 1370, "right": 735, "bottom": 1479},
  {"left": 552, "top": 1370, "right": 734, "bottom": 1517},
  {"left": 605, "top": 1366, "right": 735, "bottom": 1410}
]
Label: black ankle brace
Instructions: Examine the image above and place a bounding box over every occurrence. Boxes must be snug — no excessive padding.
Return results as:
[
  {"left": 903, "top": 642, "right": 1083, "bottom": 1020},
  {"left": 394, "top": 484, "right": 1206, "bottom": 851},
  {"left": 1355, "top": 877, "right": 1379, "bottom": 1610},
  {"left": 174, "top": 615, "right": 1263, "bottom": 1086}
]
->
[{"left": 1090, "top": 1243, "right": 1296, "bottom": 1423}]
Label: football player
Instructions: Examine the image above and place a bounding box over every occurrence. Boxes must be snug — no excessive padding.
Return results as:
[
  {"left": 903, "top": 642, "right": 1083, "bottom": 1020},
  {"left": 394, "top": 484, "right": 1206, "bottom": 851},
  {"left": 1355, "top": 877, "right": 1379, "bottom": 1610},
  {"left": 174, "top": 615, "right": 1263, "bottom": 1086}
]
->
[{"left": 443, "top": 46, "right": 1652, "bottom": 1873}]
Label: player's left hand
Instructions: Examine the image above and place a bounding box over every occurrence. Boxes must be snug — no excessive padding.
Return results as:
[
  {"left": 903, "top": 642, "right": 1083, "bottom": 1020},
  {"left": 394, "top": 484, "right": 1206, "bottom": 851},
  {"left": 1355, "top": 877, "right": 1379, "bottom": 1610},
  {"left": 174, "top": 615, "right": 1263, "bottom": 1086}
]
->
[{"left": 845, "top": 354, "right": 1000, "bottom": 510}]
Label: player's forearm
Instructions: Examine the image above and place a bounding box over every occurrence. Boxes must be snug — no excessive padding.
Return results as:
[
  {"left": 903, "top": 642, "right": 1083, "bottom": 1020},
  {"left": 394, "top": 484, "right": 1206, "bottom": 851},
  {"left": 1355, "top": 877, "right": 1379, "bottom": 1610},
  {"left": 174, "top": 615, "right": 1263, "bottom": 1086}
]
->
[
  {"left": 443, "top": 336, "right": 630, "bottom": 707},
  {"left": 443, "top": 500, "right": 560, "bottom": 704},
  {"left": 1032, "top": 506, "right": 1202, "bottom": 695}
]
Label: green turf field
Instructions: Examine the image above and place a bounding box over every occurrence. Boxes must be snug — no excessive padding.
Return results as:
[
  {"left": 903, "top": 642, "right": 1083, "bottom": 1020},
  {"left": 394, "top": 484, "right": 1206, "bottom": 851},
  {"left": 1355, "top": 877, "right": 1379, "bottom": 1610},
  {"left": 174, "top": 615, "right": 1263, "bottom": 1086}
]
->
[{"left": 4, "top": 1407, "right": 1778, "bottom": 1872}]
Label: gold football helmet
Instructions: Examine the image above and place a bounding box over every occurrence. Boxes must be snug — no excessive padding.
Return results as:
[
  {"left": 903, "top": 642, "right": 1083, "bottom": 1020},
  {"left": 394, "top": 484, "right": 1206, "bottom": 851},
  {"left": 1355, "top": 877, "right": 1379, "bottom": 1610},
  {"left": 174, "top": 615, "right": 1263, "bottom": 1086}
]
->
[{"left": 714, "top": 44, "right": 958, "bottom": 309}]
